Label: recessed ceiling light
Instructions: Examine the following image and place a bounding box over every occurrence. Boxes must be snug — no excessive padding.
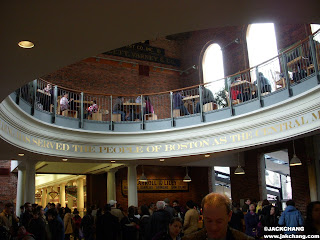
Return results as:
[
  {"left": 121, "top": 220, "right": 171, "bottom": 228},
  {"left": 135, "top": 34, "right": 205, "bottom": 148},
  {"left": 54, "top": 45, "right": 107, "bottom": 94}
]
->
[
  {"left": 18, "top": 40, "right": 34, "bottom": 49},
  {"left": 205, "top": 154, "right": 210, "bottom": 158},
  {"left": 111, "top": 160, "right": 116, "bottom": 163},
  {"left": 18, "top": 153, "right": 24, "bottom": 157},
  {"left": 62, "top": 158, "right": 68, "bottom": 162},
  {"left": 159, "top": 159, "right": 165, "bottom": 162}
]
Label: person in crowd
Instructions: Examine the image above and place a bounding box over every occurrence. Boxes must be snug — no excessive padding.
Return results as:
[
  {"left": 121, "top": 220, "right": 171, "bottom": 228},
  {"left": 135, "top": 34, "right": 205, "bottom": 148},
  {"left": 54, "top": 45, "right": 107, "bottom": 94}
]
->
[
  {"left": 28, "top": 208, "right": 46, "bottom": 240},
  {"left": 17, "top": 225, "right": 35, "bottom": 240},
  {"left": 109, "top": 200, "right": 125, "bottom": 222},
  {"left": 36, "top": 205, "right": 50, "bottom": 240},
  {"left": 182, "top": 193, "right": 253, "bottom": 240},
  {"left": 96, "top": 204, "right": 120, "bottom": 240},
  {"left": 0, "top": 202, "right": 19, "bottom": 239},
  {"left": 139, "top": 205, "right": 151, "bottom": 240},
  {"left": 278, "top": 200, "right": 304, "bottom": 235},
  {"left": 254, "top": 72, "right": 272, "bottom": 94},
  {"left": 261, "top": 206, "right": 279, "bottom": 236},
  {"left": 72, "top": 208, "right": 82, "bottom": 240},
  {"left": 121, "top": 205, "right": 139, "bottom": 240},
  {"left": 81, "top": 208, "right": 94, "bottom": 240},
  {"left": 20, "top": 202, "right": 33, "bottom": 232},
  {"left": 64, "top": 207, "right": 73, "bottom": 240},
  {"left": 85, "top": 100, "right": 99, "bottom": 119},
  {"left": 164, "top": 198, "right": 175, "bottom": 218},
  {"left": 244, "top": 203, "right": 259, "bottom": 238},
  {"left": 20, "top": 205, "right": 25, "bottom": 219},
  {"left": 152, "top": 217, "right": 183, "bottom": 240},
  {"left": 195, "top": 87, "right": 215, "bottom": 113},
  {"left": 242, "top": 198, "right": 251, "bottom": 213},
  {"left": 149, "top": 203, "right": 156, "bottom": 216},
  {"left": 112, "top": 96, "right": 126, "bottom": 121},
  {"left": 229, "top": 202, "right": 244, "bottom": 231},
  {"left": 183, "top": 200, "right": 199, "bottom": 236},
  {"left": 60, "top": 92, "right": 74, "bottom": 113},
  {"left": 173, "top": 91, "right": 190, "bottom": 116},
  {"left": 304, "top": 201, "right": 320, "bottom": 235},
  {"left": 47, "top": 208, "right": 64, "bottom": 240},
  {"left": 146, "top": 201, "right": 172, "bottom": 240},
  {"left": 143, "top": 96, "right": 154, "bottom": 119}
]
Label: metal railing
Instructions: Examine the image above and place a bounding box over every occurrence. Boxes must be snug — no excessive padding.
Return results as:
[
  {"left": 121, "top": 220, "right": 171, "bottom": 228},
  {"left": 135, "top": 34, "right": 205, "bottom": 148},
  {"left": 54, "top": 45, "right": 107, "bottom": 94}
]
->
[{"left": 15, "top": 30, "right": 320, "bottom": 129}]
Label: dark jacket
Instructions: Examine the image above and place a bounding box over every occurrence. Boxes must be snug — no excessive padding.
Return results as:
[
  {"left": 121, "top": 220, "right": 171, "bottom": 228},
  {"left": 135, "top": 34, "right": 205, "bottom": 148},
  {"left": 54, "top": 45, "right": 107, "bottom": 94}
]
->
[
  {"left": 244, "top": 212, "right": 259, "bottom": 237},
  {"left": 96, "top": 211, "right": 120, "bottom": 240},
  {"left": 28, "top": 217, "right": 46, "bottom": 240},
  {"left": 48, "top": 218, "right": 64, "bottom": 240},
  {"left": 139, "top": 215, "right": 150, "bottom": 240},
  {"left": 146, "top": 209, "right": 172, "bottom": 240},
  {"left": 152, "top": 230, "right": 181, "bottom": 240},
  {"left": 229, "top": 210, "right": 244, "bottom": 231},
  {"left": 181, "top": 227, "right": 254, "bottom": 240}
]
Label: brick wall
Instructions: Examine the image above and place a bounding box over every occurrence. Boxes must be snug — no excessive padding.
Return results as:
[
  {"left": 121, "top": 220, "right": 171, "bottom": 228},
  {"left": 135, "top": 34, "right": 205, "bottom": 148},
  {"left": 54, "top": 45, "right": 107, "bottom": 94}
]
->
[
  {"left": 115, "top": 166, "right": 209, "bottom": 210},
  {"left": 0, "top": 160, "right": 17, "bottom": 203}
]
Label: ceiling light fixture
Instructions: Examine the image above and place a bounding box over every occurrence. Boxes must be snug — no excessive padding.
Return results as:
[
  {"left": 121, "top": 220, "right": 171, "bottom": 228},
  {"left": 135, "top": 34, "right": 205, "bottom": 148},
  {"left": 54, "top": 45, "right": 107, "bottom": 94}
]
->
[
  {"left": 18, "top": 40, "right": 34, "bottom": 49},
  {"left": 18, "top": 153, "right": 24, "bottom": 157},
  {"left": 290, "top": 140, "right": 302, "bottom": 166},
  {"left": 111, "top": 160, "right": 116, "bottom": 163},
  {"left": 183, "top": 167, "right": 192, "bottom": 182},
  {"left": 159, "top": 159, "right": 165, "bottom": 162},
  {"left": 205, "top": 154, "right": 210, "bottom": 158},
  {"left": 234, "top": 153, "right": 245, "bottom": 175},
  {"left": 62, "top": 158, "right": 68, "bottom": 161},
  {"left": 139, "top": 165, "right": 148, "bottom": 182}
]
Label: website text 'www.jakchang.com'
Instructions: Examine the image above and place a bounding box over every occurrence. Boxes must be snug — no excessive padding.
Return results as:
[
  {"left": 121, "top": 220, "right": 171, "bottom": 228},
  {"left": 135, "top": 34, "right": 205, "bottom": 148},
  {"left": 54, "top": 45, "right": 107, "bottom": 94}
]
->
[{"left": 264, "top": 227, "right": 320, "bottom": 239}]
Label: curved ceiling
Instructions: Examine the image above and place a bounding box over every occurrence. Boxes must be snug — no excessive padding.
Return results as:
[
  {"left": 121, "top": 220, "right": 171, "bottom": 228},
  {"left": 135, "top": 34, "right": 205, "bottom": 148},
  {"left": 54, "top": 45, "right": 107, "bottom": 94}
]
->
[{"left": 1, "top": 1, "right": 320, "bottom": 103}]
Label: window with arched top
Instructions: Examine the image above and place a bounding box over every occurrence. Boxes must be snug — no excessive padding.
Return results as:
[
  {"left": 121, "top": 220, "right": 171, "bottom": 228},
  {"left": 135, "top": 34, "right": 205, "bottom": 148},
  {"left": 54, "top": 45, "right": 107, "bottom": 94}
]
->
[
  {"left": 246, "top": 23, "right": 280, "bottom": 88},
  {"left": 202, "top": 43, "right": 225, "bottom": 94},
  {"left": 311, "top": 24, "right": 320, "bottom": 42}
]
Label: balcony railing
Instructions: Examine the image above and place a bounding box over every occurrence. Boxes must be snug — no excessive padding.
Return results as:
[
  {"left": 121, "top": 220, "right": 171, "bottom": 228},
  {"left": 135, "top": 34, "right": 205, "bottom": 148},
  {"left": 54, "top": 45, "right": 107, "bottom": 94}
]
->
[{"left": 14, "top": 30, "right": 320, "bottom": 130}]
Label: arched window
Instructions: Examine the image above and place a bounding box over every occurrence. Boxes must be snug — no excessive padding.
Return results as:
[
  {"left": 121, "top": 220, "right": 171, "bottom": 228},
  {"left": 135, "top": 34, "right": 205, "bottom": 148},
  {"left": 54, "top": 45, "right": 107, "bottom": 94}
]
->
[
  {"left": 202, "top": 43, "right": 225, "bottom": 94},
  {"left": 311, "top": 24, "right": 320, "bottom": 42},
  {"left": 246, "top": 23, "right": 279, "bottom": 87}
]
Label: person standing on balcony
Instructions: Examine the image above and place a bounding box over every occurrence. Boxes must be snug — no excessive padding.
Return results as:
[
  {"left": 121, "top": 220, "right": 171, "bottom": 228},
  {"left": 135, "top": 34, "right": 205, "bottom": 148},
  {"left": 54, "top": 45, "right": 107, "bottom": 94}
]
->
[
  {"left": 113, "top": 96, "right": 126, "bottom": 121},
  {"left": 195, "top": 87, "right": 215, "bottom": 113},
  {"left": 254, "top": 72, "right": 272, "bottom": 93},
  {"left": 60, "top": 93, "right": 73, "bottom": 113},
  {"left": 173, "top": 91, "right": 190, "bottom": 116}
]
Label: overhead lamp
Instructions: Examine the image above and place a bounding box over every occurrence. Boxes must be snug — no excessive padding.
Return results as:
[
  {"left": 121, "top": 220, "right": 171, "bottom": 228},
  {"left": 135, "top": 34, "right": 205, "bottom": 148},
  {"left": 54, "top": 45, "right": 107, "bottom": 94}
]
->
[
  {"left": 111, "top": 160, "right": 116, "bottom": 163},
  {"left": 234, "top": 153, "right": 245, "bottom": 175},
  {"left": 62, "top": 158, "right": 68, "bottom": 162},
  {"left": 139, "top": 165, "right": 148, "bottom": 182},
  {"left": 290, "top": 140, "right": 302, "bottom": 166},
  {"left": 183, "top": 167, "right": 192, "bottom": 182},
  {"left": 159, "top": 159, "right": 165, "bottom": 162},
  {"left": 18, "top": 40, "right": 34, "bottom": 49},
  {"left": 205, "top": 154, "right": 210, "bottom": 158},
  {"left": 18, "top": 153, "right": 24, "bottom": 157}
]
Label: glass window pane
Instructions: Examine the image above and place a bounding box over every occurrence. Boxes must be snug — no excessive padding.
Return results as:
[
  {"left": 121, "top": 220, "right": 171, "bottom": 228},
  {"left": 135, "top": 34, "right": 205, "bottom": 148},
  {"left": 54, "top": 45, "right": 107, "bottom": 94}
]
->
[{"left": 266, "top": 170, "right": 281, "bottom": 188}]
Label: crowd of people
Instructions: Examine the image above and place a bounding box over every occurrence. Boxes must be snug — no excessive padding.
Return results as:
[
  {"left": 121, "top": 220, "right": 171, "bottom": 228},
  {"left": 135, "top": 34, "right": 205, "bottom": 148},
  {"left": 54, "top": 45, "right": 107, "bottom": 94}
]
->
[{"left": 0, "top": 194, "right": 319, "bottom": 240}]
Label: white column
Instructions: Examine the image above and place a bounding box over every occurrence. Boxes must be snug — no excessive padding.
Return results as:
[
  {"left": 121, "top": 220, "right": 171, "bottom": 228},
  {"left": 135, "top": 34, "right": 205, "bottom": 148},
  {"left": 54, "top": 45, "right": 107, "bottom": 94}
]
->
[
  {"left": 77, "top": 178, "right": 84, "bottom": 217},
  {"left": 259, "top": 154, "right": 267, "bottom": 200},
  {"left": 25, "top": 160, "right": 36, "bottom": 203},
  {"left": 107, "top": 170, "right": 117, "bottom": 202},
  {"left": 16, "top": 166, "right": 25, "bottom": 216},
  {"left": 46, "top": 187, "right": 52, "bottom": 205},
  {"left": 127, "top": 164, "right": 138, "bottom": 207},
  {"left": 41, "top": 188, "right": 47, "bottom": 207},
  {"left": 210, "top": 167, "right": 216, "bottom": 193},
  {"left": 59, "top": 183, "right": 66, "bottom": 207},
  {"left": 68, "top": 196, "right": 74, "bottom": 210}
]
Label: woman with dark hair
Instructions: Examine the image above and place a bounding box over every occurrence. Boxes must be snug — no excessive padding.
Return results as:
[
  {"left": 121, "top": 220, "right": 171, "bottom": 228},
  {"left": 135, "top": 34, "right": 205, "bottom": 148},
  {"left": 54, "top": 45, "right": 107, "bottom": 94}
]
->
[
  {"left": 152, "top": 217, "right": 183, "bottom": 240},
  {"left": 64, "top": 207, "right": 73, "bottom": 240},
  {"left": 183, "top": 201, "right": 199, "bottom": 236},
  {"left": 304, "top": 201, "right": 320, "bottom": 235},
  {"left": 72, "top": 209, "right": 82, "bottom": 240},
  {"left": 244, "top": 203, "right": 259, "bottom": 238},
  {"left": 121, "top": 206, "right": 139, "bottom": 240},
  {"left": 139, "top": 205, "right": 150, "bottom": 240}
]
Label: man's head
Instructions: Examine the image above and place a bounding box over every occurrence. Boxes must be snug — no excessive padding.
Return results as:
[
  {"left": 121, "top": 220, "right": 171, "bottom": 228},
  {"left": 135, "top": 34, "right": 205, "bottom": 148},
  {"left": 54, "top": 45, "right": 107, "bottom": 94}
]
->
[
  {"left": 108, "top": 200, "right": 117, "bottom": 207},
  {"left": 156, "top": 201, "right": 166, "bottom": 210},
  {"left": 172, "top": 200, "right": 179, "bottom": 208},
  {"left": 164, "top": 198, "right": 170, "bottom": 206},
  {"left": 4, "top": 202, "right": 14, "bottom": 215},
  {"left": 24, "top": 202, "right": 32, "bottom": 213},
  {"left": 286, "top": 200, "right": 295, "bottom": 207},
  {"left": 245, "top": 198, "right": 251, "bottom": 205},
  {"left": 202, "top": 193, "right": 232, "bottom": 239}
]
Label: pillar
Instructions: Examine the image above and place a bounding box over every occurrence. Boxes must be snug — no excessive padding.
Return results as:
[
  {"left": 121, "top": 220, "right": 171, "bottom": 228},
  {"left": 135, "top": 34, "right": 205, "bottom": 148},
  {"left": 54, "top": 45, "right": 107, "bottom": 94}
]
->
[
  {"left": 127, "top": 164, "right": 138, "bottom": 207},
  {"left": 68, "top": 197, "right": 74, "bottom": 210},
  {"left": 77, "top": 178, "right": 85, "bottom": 217},
  {"left": 46, "top": 187, "right": 51, "bottom": 205},
  {"left": 41, "top": 188, "right": 47, "bottom": 208},
  {"left": 16, "top": 166, "right": 25, "bottom": 216},
  {"left": 208, "top": 167, "right": 216, "bottom": 193},
  {"left": 60, "top": 183, "right": 66, "bottom": 207},
  {"left": 24, "top": 160, "right": 36, "bottom": 203},
  {"left": 107, "top": 170, "right": 117, "bottom": 202},
  {"left": 312, "top": 135, "right": 320, "bottom": 200},
  {"left": 258, "top": 154, "right": 267, "bottom": 200}
]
